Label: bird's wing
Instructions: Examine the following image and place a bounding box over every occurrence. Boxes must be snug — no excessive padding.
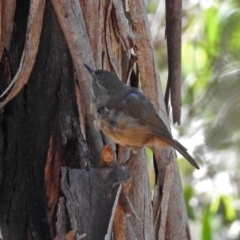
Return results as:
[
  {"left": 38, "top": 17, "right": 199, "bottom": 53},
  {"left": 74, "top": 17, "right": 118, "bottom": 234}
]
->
[{"left": 106, "top": 89, "right": 172, "bottom": 138}]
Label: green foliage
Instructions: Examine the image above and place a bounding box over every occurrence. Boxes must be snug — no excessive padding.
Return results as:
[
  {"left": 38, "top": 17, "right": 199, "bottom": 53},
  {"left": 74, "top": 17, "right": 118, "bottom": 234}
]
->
[
  {"left": 201, "top": 207, "right": 212, "bottom": 240},
  {"left": 145, "top": 147, "right": 155, "bottom": 190},
  {"left": 184, "top": 185, "right": 196, "bottom": 220},
  {"left": 181, "top": 0, "right": 240, "bottom": 237},
  {"left": 210, "top": 195, "right": 237, "bottom": 224},
  {"left": 147, "top": 0, "right": 159, "bottom": 14}
]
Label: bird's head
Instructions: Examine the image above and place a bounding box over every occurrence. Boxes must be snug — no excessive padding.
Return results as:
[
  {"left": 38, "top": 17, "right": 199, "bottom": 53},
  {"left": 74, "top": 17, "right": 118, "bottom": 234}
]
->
[{"left": 84, "top": 64, "right": 126, "bottom": 99}]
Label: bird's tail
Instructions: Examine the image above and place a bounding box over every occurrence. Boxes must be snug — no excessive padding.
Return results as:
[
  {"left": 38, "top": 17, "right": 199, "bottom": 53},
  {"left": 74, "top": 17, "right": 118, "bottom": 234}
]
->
[{"left": 168, "top": 139, "right": 199, "bottom": 169}]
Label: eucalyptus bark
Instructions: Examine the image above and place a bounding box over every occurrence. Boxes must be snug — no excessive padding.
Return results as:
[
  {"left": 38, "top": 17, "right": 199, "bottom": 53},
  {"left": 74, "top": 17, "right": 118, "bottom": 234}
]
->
[{"left": 0, "top": 0, "right": 190, "bottom": 239}]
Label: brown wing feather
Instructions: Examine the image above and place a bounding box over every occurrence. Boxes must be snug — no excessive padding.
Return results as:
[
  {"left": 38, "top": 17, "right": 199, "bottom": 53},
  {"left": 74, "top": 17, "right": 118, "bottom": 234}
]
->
[{"left": 106, "top": 88, "right": 172, "bottom": 138}]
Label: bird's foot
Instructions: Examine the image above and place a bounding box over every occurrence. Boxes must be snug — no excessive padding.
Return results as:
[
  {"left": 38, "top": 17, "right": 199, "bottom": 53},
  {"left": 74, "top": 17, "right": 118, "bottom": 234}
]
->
[{"left": 128, "top": 146, "right": 142, "bottom": 154}]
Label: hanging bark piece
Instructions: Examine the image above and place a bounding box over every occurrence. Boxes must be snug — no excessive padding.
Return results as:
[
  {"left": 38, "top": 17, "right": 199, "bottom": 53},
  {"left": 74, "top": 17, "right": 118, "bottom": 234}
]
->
[
  {"left": 105, "top": 0, "right": 116, "bottom": 71},
  {"left": 79, "top": 0, "right": 103, "bottom": 68},
  {"left": 128, "top": 1, "right": 191, "bottom": 239},
  {"left": 52, "top": 0, "right": 103, "bottom": 159},
  {"left": 45, "top": 136, "right": 61, "bottom": 228},
  {"left": 61, "top": 167, "right": 129, "bottom": 240},
  {"left": 0, "top": 0, "right": 45, "bottom": 109},
  {"left": 0, "top": 0, "right": 16, "bottom": 59},
  {"left": 112, "top": 200, "right": 128, "bottom": 240},
  {"left": 55, "top": 197, "right": 66, "bottom": 240},
  {"left": 75, "top": 81, "right": 86, "bottom": 139},
  {"left": 105, "top": 184, "right": 123, "bottom": 240},
  {"left": 154, "top": 154, "right": 174, "bottom": 239},
  {"left": 128, "top": 0, "right": 163, "bottom": 114},
  {"left": 165, "top": 0, "right": 182, "bottom": 124},
  {"left": 123, "top": 152, "right": 154, "bottom": 239},
  {"left": 54, "top": 198, "right": 85, "bottom": 240},
  {"left": 0, "top": 49, "right": 11, "bottom": 86},
  {"left": 104, "top": 0, "right": 126, "bottom": 77},
  {"left": 112, "top": 0, "right": 135, "bottom": 49}
]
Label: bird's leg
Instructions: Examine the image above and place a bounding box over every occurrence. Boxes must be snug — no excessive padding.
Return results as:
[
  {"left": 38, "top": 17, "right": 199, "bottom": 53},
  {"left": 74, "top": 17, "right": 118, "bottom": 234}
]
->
[
  {"left": 128, "top": 146, "right": 142, "bottom": 154},
  {"left": 109, "top": 148, "right": 138, "bottom": 169},
  {"left": 124, "top": 150, "right": 138, "bottom": 166}
]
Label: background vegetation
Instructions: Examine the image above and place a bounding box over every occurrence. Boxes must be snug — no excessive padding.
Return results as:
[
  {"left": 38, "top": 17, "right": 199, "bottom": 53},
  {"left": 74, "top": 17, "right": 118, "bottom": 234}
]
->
[{"left": 147, "top": 0, "right": 240, "bottom": 239}]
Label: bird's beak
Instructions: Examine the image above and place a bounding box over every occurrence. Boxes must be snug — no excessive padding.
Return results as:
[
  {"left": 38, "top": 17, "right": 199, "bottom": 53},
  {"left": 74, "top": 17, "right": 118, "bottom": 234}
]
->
[{"left": 84, "top": 64, "right": 95, "bottom": 75}]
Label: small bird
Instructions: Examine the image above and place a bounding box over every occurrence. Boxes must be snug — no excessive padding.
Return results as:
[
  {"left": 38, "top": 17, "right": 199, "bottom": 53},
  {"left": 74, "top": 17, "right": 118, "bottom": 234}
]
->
[{"left": 84, "top": 64, "right": 199, "bottom": 169}]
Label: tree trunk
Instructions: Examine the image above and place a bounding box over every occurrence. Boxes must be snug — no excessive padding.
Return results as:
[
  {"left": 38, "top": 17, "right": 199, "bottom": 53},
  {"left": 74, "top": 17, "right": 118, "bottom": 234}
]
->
[{"left": 0, "top": 0, "right": 191, "bottom": 239}]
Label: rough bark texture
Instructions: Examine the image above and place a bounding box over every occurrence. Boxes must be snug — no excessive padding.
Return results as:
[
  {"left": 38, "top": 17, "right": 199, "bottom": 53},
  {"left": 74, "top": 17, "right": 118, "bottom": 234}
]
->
[
  {"left": 60, "top": 167, "right": 129, "bottom": 240},
  {"left": 0, "top": 0, "right": 191, "bottom": 239}
]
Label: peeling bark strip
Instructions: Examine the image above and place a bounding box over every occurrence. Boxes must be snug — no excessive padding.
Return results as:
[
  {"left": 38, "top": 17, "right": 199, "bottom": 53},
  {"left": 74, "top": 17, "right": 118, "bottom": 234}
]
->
[
  {"left": 105, "top": 184, "right": 123, "bottom": 240},
  {"left": 165, "top": 0, "right": 182, "bottom": 124},
  {"left": 61, "top": 167, "right": 129, "bottom": 240},
  {"left": 112, "top": 0, "right": 136, "bottom": 49},
  {"left": 128, "top": 0, "right": 163, "bottom": 115},
  {"left": 0, "top": 0, "right": 16, "bottom": 59},
  {"left": 128, "top": 0, "right": 191, "bottom": 239},
  {"left": 52, "top": 0, "right": 103, "bottom": 159},
  {"left": 55, "top": 197, "right": 66, "bottom": 240},
  {"left": 0, "top": 0, "right": 45, "bottom": 109},
  {"left": 157, "top": 155, "right": 174, "bottom": 239}
]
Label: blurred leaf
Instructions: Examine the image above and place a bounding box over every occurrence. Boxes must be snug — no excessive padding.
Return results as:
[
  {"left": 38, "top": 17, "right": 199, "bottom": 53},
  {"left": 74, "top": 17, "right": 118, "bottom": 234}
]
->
[
  {"left": 221, "top": 8, "right": 240, "bottom": 58},
  {"left": 178, "top": 156, "right": 195, "bottom": 176},
  {"left": 201, "top": 207, "right": 212, "bottom": 240},
  {"left": 145, "top": 148, "right": 155, "bottom": 191},
  {"left": 145, "top": 147, "right": 153, "bottom": 161},
  {"left": 203, "top": 7, "right": 220, "bottom": 56},
  {"left": 210, "top": 195, "right": 237, "bottom": 224},
  {"left": 183, "top": 185, "right": 195, "bottom": 220},
  {"left": 221, "top": 195, "right": 237, "bottom": 223},
  {"left": 209, "top": 196, "right": 220, "bottom": 214},
  {"left": 182, "top": 43, "right": 208, "bottom": 75},
  {"left": 204, "top": 71, "right": 240, "bottom": 150},
  {"left": 147, "top": 0, "right": 159, "bottom": 13}
]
